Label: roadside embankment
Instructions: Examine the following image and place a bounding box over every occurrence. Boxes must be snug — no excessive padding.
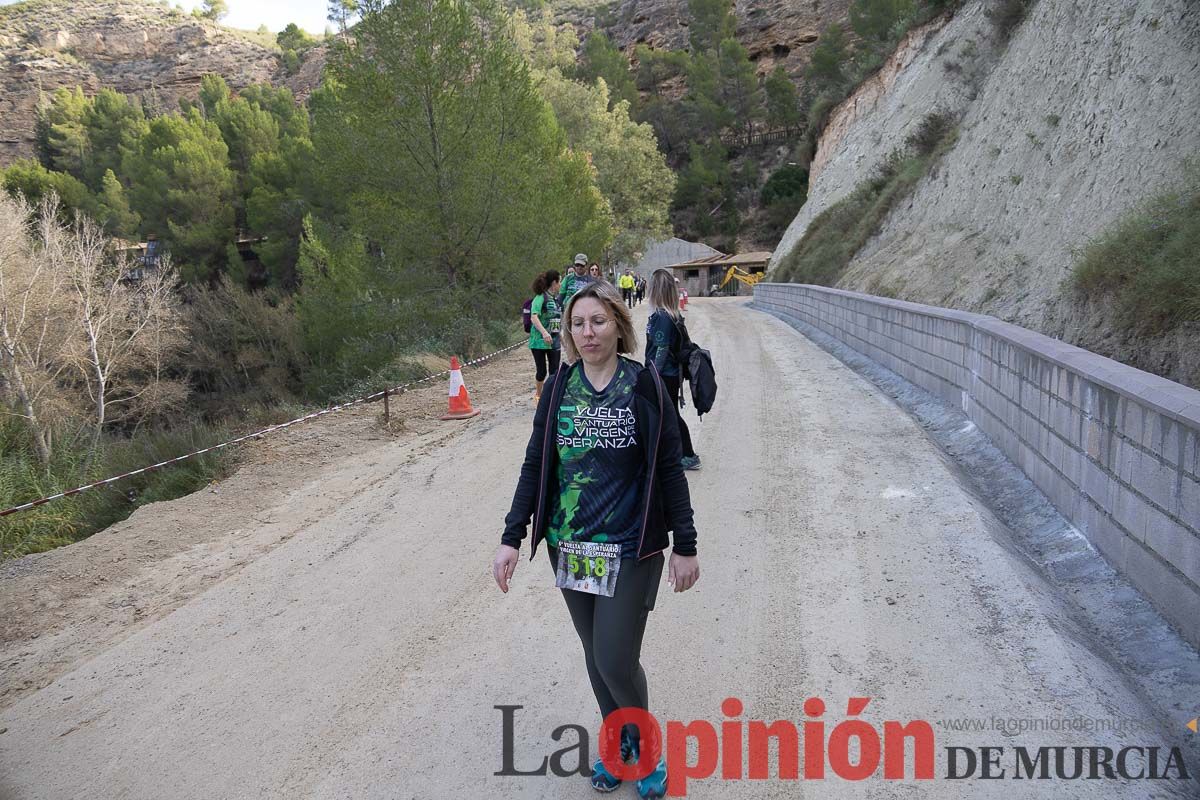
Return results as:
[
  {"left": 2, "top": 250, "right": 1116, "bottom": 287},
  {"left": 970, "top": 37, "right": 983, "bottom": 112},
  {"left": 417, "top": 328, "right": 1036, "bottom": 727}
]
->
[{"left": 754, "top": 283, "right": 1200, "bottom": 649}]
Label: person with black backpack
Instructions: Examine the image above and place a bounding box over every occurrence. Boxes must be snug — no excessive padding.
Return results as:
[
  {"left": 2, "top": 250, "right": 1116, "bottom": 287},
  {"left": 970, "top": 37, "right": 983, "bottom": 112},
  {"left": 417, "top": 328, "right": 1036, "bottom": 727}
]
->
[
  {"left": 645, "top": 269, "right": 701, "bottom": 470},
  {"left": 527, "top": 270, "right": 561, "bottom": 401}
]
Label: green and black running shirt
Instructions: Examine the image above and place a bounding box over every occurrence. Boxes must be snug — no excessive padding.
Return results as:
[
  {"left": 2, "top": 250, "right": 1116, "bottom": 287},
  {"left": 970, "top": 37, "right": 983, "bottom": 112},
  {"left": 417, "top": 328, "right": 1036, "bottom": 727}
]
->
[{"left": 545, "top": 359, "right": 646, "bottom": 558}]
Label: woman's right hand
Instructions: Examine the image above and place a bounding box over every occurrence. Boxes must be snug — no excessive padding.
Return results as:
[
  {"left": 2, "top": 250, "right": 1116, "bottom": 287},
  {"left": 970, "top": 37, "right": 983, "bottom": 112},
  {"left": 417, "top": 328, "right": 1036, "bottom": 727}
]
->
[
  {"left": 493, "top": 544, "right": 520, "bottom": 593},
  {"left": 541, "top": 332, "right": 552, "bottom": 345}
]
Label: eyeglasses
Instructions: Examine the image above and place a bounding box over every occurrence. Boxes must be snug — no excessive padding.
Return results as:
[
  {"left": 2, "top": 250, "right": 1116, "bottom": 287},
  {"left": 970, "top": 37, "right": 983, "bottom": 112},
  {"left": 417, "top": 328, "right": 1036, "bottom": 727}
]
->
[{"left": 568, "top": 316, "right": 613, "bottom": 334}]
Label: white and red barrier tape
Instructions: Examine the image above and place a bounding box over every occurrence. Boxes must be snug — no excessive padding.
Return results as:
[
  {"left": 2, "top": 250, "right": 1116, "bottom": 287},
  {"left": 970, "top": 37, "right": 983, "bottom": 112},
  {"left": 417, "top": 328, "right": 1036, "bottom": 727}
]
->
[{"left": 0, "top": 341, "right": 527, "bottom": 519}]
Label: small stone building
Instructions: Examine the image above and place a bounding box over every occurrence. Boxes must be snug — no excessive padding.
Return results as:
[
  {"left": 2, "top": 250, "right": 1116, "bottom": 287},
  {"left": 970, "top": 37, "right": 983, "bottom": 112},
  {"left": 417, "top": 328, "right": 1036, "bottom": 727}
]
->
[{"left": 665, "top": 251, "right": 773, "bottom": 297}]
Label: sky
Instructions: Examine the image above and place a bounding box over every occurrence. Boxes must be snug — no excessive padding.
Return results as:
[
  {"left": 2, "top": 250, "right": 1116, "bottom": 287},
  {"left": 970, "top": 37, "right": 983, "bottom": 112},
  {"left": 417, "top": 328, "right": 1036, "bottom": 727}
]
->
[
  {"left": 0, "top": 1, "right": 335, "bottom": 35},
  {"left": 191, "top": 1, "right": 334, "bottom": 35}
]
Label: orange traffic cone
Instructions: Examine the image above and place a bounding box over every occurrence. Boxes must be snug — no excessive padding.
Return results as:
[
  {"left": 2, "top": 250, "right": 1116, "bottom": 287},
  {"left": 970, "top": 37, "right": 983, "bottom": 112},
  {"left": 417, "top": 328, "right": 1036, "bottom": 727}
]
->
[{"left": 441, "top": 356, "right": 481, "bottom": 420}]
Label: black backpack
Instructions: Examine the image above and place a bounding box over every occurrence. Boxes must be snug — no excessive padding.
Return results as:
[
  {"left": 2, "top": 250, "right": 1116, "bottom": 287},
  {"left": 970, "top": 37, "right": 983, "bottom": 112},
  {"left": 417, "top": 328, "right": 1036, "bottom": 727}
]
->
[{"left": 671, "top": 316, "right": 717, "bottom": 417}]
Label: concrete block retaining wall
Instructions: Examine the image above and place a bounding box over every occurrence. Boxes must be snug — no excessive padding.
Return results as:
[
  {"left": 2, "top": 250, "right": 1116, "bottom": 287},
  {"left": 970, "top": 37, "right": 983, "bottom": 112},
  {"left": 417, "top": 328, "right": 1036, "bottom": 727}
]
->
[{"left": 754, "top": 283, "right": 1200, "bottom": 647}]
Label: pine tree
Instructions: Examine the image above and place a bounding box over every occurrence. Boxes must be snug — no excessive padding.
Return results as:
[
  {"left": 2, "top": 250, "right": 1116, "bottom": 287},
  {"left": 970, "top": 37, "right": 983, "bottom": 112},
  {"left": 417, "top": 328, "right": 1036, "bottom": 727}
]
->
[
  {"left": 633, "top": 45, "right": 690, "bottom": 154},
  {"left": 83, "top": 89, "right": 147, "bottom": 191},
  {"left": 575, "top": 31, "right": 637, "bottom": 110},
  {"left": 764, "top": 65, "right": 801, "bottom": 130},
  {"left": 807, "top": 23, "right": 850, "bottom": 91},
  {"left": 673, "top": 140, "right": 738, "bottom": 246},
  {"left": 35, "top": 87, "right": 90, "bottom": 181},
  {"left": 200, "top": 0, "right": 228, "bottom": 22},
  {"left": 200, "top": 75, "right": 281, "bottom": 228},
  {"left": 277, "top": 23, "right": 317, "bottom": 53},
  {"left": 310, "top": 0, "right": 610, "bottom": 320},
  {"left": 122, "top": 110, "right": 237, "bottom": 283},
  {"left": 716, "top": 38, "right": 762, "bottom": 141},
  {"left": 247, "top": 128, "right": 314, "bottom": 288},
  {"left": 687, "top": 0, "right": 736, "bottom": 54},
  {"left": 95, "top": 169, "right": 141, "bottom": 237},
  {"left": 1, "top": 159, "right": 96, "bottom": 220},
  {"left": 327, "top": 0, "right": 359, "bottom": 38},
  {"left": 225, "top": 240, "right": 248, "bottom": 286}
]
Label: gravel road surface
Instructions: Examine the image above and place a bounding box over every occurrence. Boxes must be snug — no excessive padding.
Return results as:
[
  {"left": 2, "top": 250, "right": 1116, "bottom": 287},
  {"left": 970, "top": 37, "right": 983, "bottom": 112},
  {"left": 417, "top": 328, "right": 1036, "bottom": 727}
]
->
[{"left": 1, "top": 298, "right": 1195, "bottom": 799}]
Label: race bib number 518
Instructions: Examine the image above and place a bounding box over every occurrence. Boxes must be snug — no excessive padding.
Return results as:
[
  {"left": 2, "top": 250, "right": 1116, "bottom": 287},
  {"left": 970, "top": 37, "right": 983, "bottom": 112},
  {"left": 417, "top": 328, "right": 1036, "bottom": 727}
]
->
[{"left": 555, "top": 541, "right": 621, "bottom": 597}]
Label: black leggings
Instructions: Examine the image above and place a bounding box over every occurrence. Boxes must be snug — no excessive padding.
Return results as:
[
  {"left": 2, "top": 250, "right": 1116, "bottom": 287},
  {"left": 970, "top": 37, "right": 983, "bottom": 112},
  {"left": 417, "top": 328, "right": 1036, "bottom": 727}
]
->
[
  {"left": 662, "top": 375, "right": 696, "bottom": 458},
  {"left": 622, "top": 287, "right": 633, "bottom": 306},
  {"left": 549, "top": 547, "right": 664, "bottom": 746},
  {"left": 532, "top": 347, "right": 560, "bottom": 382}
]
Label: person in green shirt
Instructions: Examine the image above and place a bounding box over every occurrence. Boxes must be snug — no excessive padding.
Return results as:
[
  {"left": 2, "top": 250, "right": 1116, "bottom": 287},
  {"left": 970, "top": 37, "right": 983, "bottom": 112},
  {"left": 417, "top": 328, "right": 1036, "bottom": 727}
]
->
[
  {"left": 529, "top": 270, "right": 562, "bottom": 401},
  {"left": 558, "top": 253, "right": 592, "bottom": 310}
]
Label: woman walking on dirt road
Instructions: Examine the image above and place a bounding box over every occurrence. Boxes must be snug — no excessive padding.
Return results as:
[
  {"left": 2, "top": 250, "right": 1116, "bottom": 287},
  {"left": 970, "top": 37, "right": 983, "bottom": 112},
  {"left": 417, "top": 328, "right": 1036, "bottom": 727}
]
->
[
  {"left": 494, "top": 281, "right": 700, "bottom": 799},
  {"left": 528, "top": 270, "right": 561, "bottom": 401},
  {"left": 645, "top": 269, "right": 700, "bottom": 470}
]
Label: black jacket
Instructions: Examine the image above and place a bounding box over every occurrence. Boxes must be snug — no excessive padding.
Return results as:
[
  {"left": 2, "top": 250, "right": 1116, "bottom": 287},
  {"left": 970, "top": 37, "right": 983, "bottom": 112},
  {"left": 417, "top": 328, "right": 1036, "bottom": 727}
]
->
[{"left": 502, "top": 358, "right": 698, "bottom": 560}]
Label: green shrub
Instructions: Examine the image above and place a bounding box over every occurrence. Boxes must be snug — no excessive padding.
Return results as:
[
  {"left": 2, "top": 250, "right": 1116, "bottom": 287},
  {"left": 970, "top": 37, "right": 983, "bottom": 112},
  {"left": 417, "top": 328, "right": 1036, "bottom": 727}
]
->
[
  {"left": 906, "top": 109, "right": 955, "bottom": 156},
  {"left": 760, "top": 164, "right": 809, "bottom": 207},
  {"left": 282, "top": 49, "right": 301, "bottom": 75},
  {"left": 1072, "top": 163, "right": 1200, "bottom": 333},
  {"left": 183, "top": 276, "right": 309, "bottom": 415},
  {"left": 759, "top": 163, "right": 809, "bottom": 238}
]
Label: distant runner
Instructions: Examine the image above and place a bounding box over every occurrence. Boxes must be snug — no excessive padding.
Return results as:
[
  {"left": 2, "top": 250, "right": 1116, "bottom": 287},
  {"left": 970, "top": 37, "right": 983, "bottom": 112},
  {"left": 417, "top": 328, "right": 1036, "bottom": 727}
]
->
[
  {"left": 528, "top": 270, "right": 562, "bottom": 402},
  {"left": 619, "top": 269, "right": 636, "bottom": 307}
]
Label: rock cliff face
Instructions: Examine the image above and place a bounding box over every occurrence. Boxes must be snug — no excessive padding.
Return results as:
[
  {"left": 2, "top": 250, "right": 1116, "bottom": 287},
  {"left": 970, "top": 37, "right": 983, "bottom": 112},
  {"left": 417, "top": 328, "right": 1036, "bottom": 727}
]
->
[
  {"left": 0, "top": 0, "right": 322, "bottom": 167},
  {"left": 774, "top": 0, "right": 1200, "bottom": 387},
  {"left": 556, "top": 0, "right": 851, "bottom": 77},
  {"left": 0, "top": 0, "right": 848, "bottom": 169}
]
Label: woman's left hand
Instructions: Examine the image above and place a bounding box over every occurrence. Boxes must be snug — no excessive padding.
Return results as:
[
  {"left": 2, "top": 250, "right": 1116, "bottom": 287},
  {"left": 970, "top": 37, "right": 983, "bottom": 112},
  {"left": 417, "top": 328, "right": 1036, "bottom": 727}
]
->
[{"left": 668, "top": 553, "right": 699, "bottom": 593}]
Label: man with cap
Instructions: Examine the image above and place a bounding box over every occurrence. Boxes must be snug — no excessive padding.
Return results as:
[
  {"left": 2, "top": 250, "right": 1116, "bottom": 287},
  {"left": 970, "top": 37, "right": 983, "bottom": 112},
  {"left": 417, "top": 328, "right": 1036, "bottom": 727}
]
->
[{"left": 558, "top": 253, "right": 593, "bottom": 310}]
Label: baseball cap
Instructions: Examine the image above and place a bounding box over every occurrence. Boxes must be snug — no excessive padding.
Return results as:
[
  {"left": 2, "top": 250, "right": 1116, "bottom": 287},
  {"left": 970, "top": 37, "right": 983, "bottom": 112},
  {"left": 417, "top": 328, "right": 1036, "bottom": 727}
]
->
[{"left": 574, "top": 253, "right": 588, "bottom": 266}]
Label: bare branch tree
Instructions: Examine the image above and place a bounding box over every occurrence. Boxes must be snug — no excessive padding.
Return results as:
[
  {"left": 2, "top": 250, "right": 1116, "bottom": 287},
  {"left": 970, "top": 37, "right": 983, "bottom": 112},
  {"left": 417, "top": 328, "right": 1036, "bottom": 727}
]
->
[
  {"left": 0, "top": 192, "right": 188, "bottom": 466},
  {"left": 0, "top": 193, "right": 76, "bottom": 467},
  {"left": 53, "top": 214, "right": 188, "bottom": 449}
]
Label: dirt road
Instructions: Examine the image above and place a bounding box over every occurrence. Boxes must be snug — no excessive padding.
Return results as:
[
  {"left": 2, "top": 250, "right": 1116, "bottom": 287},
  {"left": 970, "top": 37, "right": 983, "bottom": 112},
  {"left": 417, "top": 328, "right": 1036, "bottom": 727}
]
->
[{"left": 1, "top": 298, "right": 1195, "bottom": 799}]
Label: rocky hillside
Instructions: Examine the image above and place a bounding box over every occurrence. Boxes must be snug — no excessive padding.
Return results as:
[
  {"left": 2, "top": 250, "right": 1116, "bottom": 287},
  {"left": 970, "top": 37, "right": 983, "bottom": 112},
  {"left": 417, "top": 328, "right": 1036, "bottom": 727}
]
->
[
  {"left": 561, "top": 0, "right": 852, "bottom": 78},
  {"left": 0, "top": 0, "right": 849, "bottom": 169},
  {"left": 0, "top": 0, "right": 323, "bottom": 167},
  {"left": 774, "top": 0, "right": 1200, "bottom": 387}
]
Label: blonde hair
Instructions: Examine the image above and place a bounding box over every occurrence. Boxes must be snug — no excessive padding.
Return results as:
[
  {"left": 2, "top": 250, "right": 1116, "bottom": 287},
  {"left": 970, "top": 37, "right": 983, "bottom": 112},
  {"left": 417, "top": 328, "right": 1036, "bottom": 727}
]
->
[
  {"left": 560, "top": 281, "right": 638, "bottom": 363},
  {"left": 648, "top": 268, "right": 680, "bottom": 319}
]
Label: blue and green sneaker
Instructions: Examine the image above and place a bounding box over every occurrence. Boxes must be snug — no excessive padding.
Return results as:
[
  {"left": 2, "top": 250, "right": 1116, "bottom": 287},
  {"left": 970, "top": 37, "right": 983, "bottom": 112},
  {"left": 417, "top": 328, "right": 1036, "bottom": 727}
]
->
[
  {"left": 591, "top": 729, "right": 639, "bottom": 792},
  {"left": 590, "top": 758, "right": 621, "bottom": 793},
  {"left": 636, "top": 757, "right": 668, "bottom": 799}
]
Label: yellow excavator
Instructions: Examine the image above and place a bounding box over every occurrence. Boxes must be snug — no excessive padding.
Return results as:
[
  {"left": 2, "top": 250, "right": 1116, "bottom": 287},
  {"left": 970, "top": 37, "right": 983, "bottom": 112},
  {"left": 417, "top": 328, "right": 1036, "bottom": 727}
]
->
[{"left": 717, "top": 265, "right": 765, "bottom": 293}]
